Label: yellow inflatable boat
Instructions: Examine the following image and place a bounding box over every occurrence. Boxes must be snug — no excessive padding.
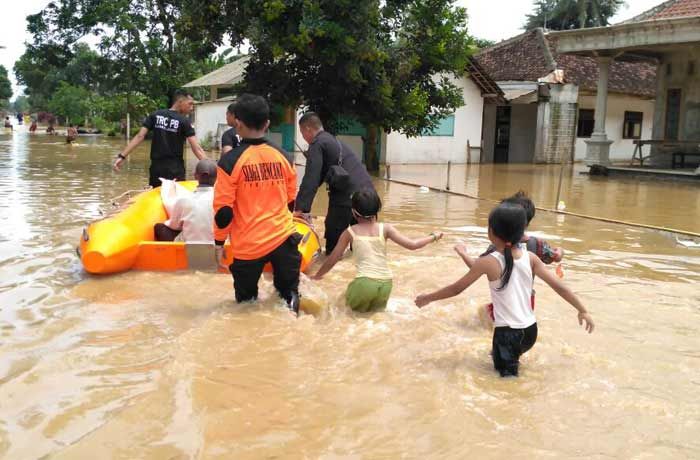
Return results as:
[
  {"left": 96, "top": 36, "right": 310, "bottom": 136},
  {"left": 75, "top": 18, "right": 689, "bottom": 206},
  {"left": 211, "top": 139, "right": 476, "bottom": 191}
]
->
[{"left": 78, "top": 182, "right": 321, "bottom": 275}]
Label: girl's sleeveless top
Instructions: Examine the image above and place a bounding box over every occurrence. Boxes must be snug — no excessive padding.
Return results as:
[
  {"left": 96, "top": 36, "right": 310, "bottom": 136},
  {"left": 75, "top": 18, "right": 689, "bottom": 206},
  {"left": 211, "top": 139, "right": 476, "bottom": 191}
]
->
[
  {"left": 347, "top": 224, "right": 393, "bottom": 280},
  {"left": 488, "top": 249, "right": 536, "bottom": 329}
]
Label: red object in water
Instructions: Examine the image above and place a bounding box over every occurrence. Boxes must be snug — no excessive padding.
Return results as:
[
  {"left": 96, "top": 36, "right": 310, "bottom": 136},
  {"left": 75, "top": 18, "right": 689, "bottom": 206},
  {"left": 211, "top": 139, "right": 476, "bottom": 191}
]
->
[{"left": 556, "top": 264, "right": 564, "bottom": 278}]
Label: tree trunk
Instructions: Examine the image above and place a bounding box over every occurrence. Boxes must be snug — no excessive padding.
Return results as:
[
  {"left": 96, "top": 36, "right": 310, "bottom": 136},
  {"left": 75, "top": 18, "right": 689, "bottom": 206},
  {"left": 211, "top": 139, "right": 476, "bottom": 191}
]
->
[{"left": 365, "top": 124, "right": 379, "bottom": 172}]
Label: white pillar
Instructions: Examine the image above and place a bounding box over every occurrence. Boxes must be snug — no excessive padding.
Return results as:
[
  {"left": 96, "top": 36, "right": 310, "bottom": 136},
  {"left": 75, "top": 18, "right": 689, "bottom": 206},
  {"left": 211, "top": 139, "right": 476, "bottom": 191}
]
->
[{"left": 584, "top": 55, "right": 614, "bottom": 165}]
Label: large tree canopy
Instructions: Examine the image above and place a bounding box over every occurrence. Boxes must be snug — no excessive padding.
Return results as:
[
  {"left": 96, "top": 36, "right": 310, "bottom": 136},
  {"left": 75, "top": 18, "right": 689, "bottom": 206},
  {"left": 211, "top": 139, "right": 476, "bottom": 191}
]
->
[
  {"left": 178, "top": 0, "right": 473, "bottom": 170},
  {"left": 0, "top": 65, "right": 12, "bottom": 107},
  {"left": 15, "top": 0, "right": 213, "bottom": 113},
  {"left": 525, "top": 0, "right": 625, "bottom": 30}
]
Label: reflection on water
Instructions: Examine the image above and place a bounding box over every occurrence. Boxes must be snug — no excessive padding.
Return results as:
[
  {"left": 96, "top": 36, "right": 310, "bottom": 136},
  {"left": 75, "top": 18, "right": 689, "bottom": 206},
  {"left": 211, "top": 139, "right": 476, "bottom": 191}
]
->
[
  {"left": 388, "top": 163, "right": 700, "bottom": 234},
  {"left": 1, "top": 131, "right": 699, "bottom": 459}
]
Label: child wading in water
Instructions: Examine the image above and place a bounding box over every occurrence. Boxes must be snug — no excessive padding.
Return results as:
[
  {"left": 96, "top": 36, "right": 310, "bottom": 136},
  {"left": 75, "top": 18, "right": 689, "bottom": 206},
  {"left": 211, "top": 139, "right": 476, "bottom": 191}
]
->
[
  {"left": 416, "top": 202, "right": 594, "bottom": 377},
  {"left": 312, "top": 189, "right": 443, "bottom": 312}
]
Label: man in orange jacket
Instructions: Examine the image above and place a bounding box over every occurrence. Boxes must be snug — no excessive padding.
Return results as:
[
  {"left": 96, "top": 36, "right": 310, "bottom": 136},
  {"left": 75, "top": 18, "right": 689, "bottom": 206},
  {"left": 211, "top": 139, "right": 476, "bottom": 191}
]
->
[{"left": 213, "top": 94, "right": 300, "bottom": 313}]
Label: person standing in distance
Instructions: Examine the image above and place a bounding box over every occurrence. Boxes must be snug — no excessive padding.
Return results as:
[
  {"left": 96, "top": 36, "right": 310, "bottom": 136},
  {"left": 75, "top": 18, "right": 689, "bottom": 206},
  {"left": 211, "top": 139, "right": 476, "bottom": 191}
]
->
[
  {"left": 213, "top": 94, "right": 300, "bottom": 313},
  {"left": 113, "top": 90, "right": 208, "bottom": 187},
  {"left": 221, "top": 103, "right": 241, "bottom": 154},
  {"left": 295, "top": 112, "right": 375, "bottom": 254}
]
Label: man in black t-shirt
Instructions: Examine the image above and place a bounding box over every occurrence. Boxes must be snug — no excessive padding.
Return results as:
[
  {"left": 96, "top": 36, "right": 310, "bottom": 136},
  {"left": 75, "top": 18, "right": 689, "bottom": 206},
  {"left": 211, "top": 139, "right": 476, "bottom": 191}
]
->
[
  {"left": 113, "top": 90, "right": 208, "bottom": 187},
  {"left": 220, "top": 102, "right": 241, "bottom": 154}
]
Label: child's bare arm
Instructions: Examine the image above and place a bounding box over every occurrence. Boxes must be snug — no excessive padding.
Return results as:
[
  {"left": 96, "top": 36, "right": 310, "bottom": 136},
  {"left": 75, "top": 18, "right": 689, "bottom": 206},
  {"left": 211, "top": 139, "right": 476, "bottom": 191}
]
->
[
  {"left": 454, "top": 243, "right": 476, "bottom": 268},
  {"left": 312, "top": 230, "right": 352, "bottom": 280},
  {"left": 385, "top": 224, "right": 442, "bottom": 250},
  {"left": 532, "top": 256, "right": 594, "bottom": 333},
  {"left": 415, "top": 257, "right": 487, "bottom": 308}
]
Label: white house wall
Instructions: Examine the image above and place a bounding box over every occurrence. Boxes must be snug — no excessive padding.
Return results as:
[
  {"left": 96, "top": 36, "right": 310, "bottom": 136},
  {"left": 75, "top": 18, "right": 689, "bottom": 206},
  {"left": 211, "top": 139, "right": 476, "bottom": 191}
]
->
[
  {"left": 193, "top": 101, "right": 231, "bottom": 147},
  {"left": 384, "top": 76, "right": 484, "bottom": 164},
  {"left": 574, "top": 94, "right": 654, "bottom": 162},
  {"left": 294, "top": 112, "right": 365, "bottom": 161}
]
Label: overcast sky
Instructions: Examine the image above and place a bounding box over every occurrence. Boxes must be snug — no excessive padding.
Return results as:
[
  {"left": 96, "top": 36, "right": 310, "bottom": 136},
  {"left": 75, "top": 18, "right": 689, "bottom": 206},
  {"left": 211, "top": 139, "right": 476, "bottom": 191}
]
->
[{"left": 2, "top": 0, "right": 663, "bottom": 99}]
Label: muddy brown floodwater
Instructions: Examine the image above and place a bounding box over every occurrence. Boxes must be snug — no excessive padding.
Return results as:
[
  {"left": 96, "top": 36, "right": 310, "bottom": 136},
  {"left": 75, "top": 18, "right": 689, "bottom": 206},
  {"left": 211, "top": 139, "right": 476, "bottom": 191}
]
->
[{"left": 1, "top": 130, "right": 699, "bottom": 459}]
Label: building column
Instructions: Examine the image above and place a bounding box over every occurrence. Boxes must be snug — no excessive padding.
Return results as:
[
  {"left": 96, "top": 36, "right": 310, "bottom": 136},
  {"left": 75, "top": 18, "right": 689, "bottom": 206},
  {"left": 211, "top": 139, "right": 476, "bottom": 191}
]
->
[{"left": 584, "top": 55, "right": 614, "bottom": 165}]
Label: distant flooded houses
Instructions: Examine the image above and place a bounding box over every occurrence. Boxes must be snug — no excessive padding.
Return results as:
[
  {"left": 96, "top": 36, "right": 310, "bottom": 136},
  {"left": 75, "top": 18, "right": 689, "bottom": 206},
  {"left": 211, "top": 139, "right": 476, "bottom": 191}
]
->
[{"left": 184, "top": 0, "right": 700, "bottom": 174}]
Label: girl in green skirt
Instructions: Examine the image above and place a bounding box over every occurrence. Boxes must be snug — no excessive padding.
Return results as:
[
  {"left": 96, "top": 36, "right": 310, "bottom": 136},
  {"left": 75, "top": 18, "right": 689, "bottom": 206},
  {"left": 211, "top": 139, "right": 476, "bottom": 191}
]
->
[{"left": 312, "top": 189, "right": 443, "bottom": 312}]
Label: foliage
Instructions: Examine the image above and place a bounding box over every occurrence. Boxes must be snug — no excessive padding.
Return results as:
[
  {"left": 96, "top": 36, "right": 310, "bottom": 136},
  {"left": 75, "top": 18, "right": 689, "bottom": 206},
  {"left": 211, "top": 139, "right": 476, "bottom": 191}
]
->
[
  {"left": 178, "top": 0, "right": 473, "bottom": 170},
  {"left": 13, "top": 95, "right": 30, "bottom": 114},
  {"left": 0, "top": 65, "right": 12, "bottom": 107},
  {"left": 47, "top": 82, "right": 90, "bottom": 124},
  {"left": 92, "top": 93, "right": 160, "bottom": 124},
  {"left": 473, "top": 38, "right": 496, "bottom": 50},
  {"left": 15, "top": 1, "right": 217, "bottom": 113},
  {"left": 525, "top": 0, "right": 626, "bottom": 30}
]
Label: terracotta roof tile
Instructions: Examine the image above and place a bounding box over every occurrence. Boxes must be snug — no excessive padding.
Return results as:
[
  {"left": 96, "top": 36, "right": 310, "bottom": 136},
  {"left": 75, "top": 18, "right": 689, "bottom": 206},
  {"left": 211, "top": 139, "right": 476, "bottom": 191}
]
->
[
  {"left": 475, "top": 29, "right": 657, "bottom": 98},
  {"left": 624, "top": 0, "right": 700, "bottom": 22}
]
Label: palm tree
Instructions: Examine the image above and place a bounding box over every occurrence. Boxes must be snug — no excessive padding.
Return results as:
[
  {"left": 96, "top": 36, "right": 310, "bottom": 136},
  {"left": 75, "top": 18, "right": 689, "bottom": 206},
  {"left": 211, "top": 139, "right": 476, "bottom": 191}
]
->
[{"left": 525, "top": 0, "right": 625, "bottom": 30}]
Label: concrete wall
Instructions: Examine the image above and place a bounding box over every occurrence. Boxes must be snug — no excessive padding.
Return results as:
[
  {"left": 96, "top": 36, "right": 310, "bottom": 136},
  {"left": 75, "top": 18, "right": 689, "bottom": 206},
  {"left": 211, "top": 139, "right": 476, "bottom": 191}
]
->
[
  {"left": 575, "top": 93, "right": 655, "bottom": 162},
  {"left": 384, "top": 76, "right": 484, "bottom": 164},
  {"left": 508, "top": 104, "right": 538, "bottom": 162},
  {"left": 193, "top": 101, "right": 230, "bottom": 147},
  {"left": 651, "top": 46, "right": 700, "bottom": 165},
  {"left": 293, "top": 115, "right": 364, "bottom": 161},
  {"left": 536, "top": 84, "right": 578, "bottom": 163},
  {"left": 481, "top": 104, "right": 497, "bottom": 163},
  {"left": 194, "top": 100, "right": 297, "bottom": 151}
]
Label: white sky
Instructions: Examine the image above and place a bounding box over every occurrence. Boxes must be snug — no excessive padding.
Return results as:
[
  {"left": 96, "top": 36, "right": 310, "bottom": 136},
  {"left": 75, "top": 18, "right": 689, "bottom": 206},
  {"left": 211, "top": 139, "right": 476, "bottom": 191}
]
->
[{"left": 2, "top": 0, "right": 664, "bottom": 100}]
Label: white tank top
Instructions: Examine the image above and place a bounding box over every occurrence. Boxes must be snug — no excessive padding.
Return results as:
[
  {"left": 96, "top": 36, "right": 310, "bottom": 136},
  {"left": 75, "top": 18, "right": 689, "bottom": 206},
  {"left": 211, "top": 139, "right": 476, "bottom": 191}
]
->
[
  {"left": 489, "top": 249, "right": 536, "bottom": 329},
  {"left": 347, "top": 224, "right": 393, "bottom": 280}
]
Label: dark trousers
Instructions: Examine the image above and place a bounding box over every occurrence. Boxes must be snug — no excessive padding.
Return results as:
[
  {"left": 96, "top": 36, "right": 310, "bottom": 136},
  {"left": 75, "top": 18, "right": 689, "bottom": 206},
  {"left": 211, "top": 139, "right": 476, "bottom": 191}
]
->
[
  {"left": 230, "top": 233, "right": 302, "bottom": 305},
  {"left": 492, "top": 323, "right": 538, "bottom": 377},
  {"left": 154, "top": 223, "right": 181, "bottom": 241},
  {"left": 149, "top": 169, "right": 185, "bottom": 188},
  {"left": 324, "top": 205, "right": 356, "bottom": 255}
]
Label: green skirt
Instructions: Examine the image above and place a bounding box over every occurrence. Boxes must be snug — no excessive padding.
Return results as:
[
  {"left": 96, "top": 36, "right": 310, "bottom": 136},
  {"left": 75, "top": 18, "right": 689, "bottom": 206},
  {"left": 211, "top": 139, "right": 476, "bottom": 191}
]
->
[{"left": 345, "top": 277, "right": 393, "bottom": 313}]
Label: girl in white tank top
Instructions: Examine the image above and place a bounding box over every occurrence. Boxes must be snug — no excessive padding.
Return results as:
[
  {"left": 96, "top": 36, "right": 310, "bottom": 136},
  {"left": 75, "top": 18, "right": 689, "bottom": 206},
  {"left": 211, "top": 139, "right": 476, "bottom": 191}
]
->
[
  {"left": 312, "top": 189, "right": 443, "bottom": 312},
  {"left": 415, "top": 203, "right": 594, "bottom": 377}
]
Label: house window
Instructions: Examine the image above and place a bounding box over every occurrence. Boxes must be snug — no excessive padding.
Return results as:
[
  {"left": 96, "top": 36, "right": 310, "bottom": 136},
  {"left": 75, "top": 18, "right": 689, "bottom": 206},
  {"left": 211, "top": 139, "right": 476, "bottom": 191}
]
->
[
  {"left": 422, "top": 115, "right": 455, "bottom": 136},
  {"left": 623, "top": 111, "right": 643, "bottom": 139},
  {"left": 577, "top": 109, "right": 595, "bottom": 138},
  {"left": 665, "top": 89, "right": 682, "bottom": 140}
]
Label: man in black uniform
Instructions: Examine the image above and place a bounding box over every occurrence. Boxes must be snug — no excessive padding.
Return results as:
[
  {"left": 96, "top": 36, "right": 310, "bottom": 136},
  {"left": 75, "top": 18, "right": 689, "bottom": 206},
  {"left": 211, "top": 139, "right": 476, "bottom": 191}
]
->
[
  {"left": 113, "top": 90, "right": 208, "bottom": 187},
  {"left": 295, "top": 112, "right": 375, "bottom": 254},
  {"left": 221, "top": 102, "right": 241, "bottom": 154}
]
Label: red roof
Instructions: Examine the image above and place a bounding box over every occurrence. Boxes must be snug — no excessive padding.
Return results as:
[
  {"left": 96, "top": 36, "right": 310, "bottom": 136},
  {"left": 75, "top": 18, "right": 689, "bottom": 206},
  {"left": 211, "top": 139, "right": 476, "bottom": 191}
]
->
[
  {"left": 475, "top": 29, "right": 656, "bottom": 98},
  {"left": 625, "top": 0, "right": 700, "bottom": 22}
]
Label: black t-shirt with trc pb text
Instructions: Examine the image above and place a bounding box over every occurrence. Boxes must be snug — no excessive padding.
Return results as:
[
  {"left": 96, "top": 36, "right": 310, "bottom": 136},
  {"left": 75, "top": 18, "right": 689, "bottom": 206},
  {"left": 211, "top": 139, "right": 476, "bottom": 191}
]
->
[{"left": 142, "top": 109, "right": 195, "bottom": 179}]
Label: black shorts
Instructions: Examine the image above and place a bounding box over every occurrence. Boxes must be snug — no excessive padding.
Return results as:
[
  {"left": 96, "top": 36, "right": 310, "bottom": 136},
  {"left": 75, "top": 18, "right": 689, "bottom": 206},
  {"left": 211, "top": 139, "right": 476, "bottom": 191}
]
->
[
  {"left": 149, "top": 165, "right": 185, "bottom": 188},
  {"left": 229, "top": 233, "right": 302, "bottom": 306},
  {"left": 492, "top": 322, "right": 538, "bottom": 377}
]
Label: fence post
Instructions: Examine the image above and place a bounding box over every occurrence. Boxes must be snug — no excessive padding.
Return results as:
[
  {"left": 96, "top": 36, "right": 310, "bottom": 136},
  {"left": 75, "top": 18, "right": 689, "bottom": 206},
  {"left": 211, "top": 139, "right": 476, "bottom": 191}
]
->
[
  {"left": 467, "top": 140, "right": 472, "bottom": 165},
  {"left": 446, "top": 161, "right": 451, "bottom": 191},
  {"left": 386, "top": 164, "right": 391, "bottom": 180}
]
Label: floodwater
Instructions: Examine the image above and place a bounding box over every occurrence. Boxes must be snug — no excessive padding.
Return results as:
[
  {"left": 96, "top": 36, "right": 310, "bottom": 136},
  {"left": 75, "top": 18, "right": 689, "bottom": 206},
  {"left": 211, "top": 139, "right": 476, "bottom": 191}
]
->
[
  {"left": 1, "top": 129, "right": 699, "bottom": 459},
  {"left": 388, "top": 163, "right": 700, "bottom": 234}
]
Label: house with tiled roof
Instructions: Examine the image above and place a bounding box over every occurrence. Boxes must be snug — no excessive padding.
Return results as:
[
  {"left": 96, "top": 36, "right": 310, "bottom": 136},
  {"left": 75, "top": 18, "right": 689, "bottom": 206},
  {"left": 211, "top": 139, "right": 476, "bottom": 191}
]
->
[
  {"left": 549, "top": 0, "right": 700, "bottom": 171},
  {"left": 184, "top": 56, "right": 503, "bottom": 166},
  {"left": 474, "top": 28, "right": 657, "bottom": 164}
]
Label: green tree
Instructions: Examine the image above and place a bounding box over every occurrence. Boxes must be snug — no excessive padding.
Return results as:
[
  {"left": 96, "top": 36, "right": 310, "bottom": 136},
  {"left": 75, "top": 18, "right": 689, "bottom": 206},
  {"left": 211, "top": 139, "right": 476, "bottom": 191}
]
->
[
  {"left": 12, "top": 95, "right": 30, "bottom": 113},
  {"left": 179, "top": 0, "right": 472, "bottom": 170},
  {"left": 48, "top": 82, "right": 90, "bottom": 125},
  {"left": 0, "top": 65, "right": 12, "bottom": 107},
  {"left": 473, "top": 38, "right": 496, "bottom": 50},
  {"left": 525, "top": 0, "right": 625, "bottom": 30},
  {"left": 25, "top": 1, "right": 207, "bottom": 99}
]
